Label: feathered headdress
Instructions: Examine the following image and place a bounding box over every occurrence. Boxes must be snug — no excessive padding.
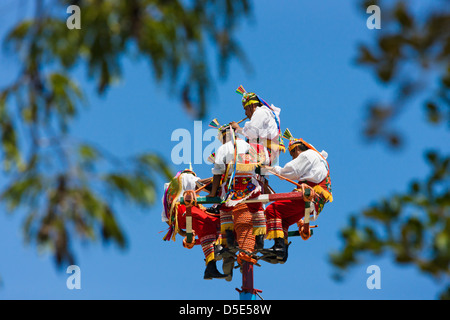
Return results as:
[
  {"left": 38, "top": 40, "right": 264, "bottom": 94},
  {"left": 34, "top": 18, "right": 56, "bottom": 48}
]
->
[
  {"left": 236, "top": 85, "right": 260, "bottom": 108},
  {"left": 283, "top": 128, "right": 329, "bottom": 162},
  {"left": 209, "top": 118, "right": 233, "bottom": 132},
  {"left": 208, "top": 118, "right": 221, "bottom": 129}
]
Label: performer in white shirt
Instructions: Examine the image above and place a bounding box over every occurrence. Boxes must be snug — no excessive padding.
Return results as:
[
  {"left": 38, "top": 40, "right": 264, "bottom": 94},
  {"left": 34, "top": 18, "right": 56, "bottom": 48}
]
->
[
  {"left": 270, "top": 147, "right": 329, "bottom": 184},
  {"left": 208, "top": 127, "right": 269, "bottom": 251},
  {"left": 264, "top": 130, "right": 333, "bottom": 263},
  {"left": 162, "top": 169, "right": 226, "bottom": 280}
]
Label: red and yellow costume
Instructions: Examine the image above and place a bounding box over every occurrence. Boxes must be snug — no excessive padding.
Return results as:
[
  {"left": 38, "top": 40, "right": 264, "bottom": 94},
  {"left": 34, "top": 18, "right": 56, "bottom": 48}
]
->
[
  {"left": 265, "top": 131, "right": 333, "bottom": 240},
  {"left": 265, "top": 176, "right": 332, "bottom": 239}
]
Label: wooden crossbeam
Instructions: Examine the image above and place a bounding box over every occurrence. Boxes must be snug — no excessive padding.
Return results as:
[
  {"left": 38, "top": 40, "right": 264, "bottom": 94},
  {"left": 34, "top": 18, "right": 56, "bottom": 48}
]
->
[{"left": 179, "top": 191, "right": 305, "bottom": 205}]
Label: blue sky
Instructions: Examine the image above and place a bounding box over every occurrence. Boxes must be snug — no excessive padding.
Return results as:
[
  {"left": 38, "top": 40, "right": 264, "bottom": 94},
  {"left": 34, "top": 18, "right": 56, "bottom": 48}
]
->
[{"left": 0, "top": 0, "right": 449, "bottom": 300}]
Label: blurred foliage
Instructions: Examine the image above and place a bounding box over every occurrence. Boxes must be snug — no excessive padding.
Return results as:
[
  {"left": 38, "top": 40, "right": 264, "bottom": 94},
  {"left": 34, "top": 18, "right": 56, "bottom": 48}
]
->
[
  {"left": 357, "top": 0, "right": 450, "bottom": 147},
  {"left": 0, "top": 0, "right": 250, "bottom": 267},
  {"left": 331, "top": 0, "right": 450, "bottom": 299}
]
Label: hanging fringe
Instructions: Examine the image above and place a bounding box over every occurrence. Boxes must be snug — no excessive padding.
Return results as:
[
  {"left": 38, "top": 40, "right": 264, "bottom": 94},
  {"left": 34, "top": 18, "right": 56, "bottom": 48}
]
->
[
  {"left": 266, "top": 230, "right": 285, "bottom": 240},
  {"left": 236, "top": 163, "right": 258, "bottom": 172},
  {"left": 313, "top": 185, "right": 334, "bottom": 203},
  {"left": 162, "top": 227, "right": 173, "bottom": 241}
]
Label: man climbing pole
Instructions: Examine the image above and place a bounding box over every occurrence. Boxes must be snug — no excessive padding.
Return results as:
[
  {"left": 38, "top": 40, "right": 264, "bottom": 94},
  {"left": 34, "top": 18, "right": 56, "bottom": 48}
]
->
[
  {"left": 207, "top": 126, "right": 269, "bottom": 252},
  {"left": 263, "top": 129, "right": 333, "bottom": 263},
  {"left": 162, "top": 168, "right": 227, "bottom": 280}
]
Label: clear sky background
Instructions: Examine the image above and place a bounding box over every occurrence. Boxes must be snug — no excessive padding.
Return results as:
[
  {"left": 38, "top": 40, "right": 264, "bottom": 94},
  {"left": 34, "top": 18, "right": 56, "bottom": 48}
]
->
[{"left": 0, "top": 0, "right": 449, "bottom": 300}]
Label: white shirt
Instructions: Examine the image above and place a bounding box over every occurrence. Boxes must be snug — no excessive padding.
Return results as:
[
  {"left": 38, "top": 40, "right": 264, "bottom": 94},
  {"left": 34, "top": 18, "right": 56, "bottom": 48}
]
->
[
  {"left": 272, "top": 149, "right": 328, "bottom": 184},
  {"left": 212, "top": 139, "right": 270, "bottom": 175},
  {"left": 161, "top": 173, "right": 200, "bottom": 222},
  {"left": 242, "top": 105, "right": 280, "bottom": 143}
]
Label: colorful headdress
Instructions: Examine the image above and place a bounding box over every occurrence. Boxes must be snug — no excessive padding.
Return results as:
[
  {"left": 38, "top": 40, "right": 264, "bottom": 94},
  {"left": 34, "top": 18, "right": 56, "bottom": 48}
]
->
[
  {"left": 208, "top": 118, "right": 230, "bottom": 132},
  {"left": 283, "top": 128, "right": 306, "bottom": 152},
  {"left": 283, "top": 128, "right": 328, "bottom": 162},
  {"left": 207, "top": 152, "right": 216, "bottom": 164},
  {"left": 208, "top": 118, "right": 221, "bottom": 129},
  {"left": 209, "top": 118, "right": 233, "bottom": 143}
]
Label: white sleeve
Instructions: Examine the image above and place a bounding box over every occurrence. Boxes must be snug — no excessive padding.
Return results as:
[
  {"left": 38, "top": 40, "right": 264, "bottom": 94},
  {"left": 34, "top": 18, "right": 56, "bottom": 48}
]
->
[
  {"left": 274, "top": 161, "right": 300, "bottom": 181},
  {"left": 242, "top": 109, "right": 266, "bottom": 140},
  {"left": 292, "top": 154, "right": 314, "bottom": 180},
  {"left": 212, "top": 163, "right": 226, "bottom": 175},
  {"left": 273, "top": 155, "right": 312, "bottom": 181},
  {"left": 271, "top": 165, "right": 282, "bottom": 175},
  {"left": 243, "top": 107, "right": 281, "bottom": 142}
]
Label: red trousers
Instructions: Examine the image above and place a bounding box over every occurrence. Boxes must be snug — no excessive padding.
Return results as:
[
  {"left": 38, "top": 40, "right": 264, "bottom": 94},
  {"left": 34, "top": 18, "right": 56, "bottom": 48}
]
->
[
  {"left": 177, "top": 205, "right": 219, "bottom": 239},
  {"left": 177, "top": 205, "right": 220, "bottom": 264},
  {"left": 265, "top": 199, "right": 319, "bottom": 239}
]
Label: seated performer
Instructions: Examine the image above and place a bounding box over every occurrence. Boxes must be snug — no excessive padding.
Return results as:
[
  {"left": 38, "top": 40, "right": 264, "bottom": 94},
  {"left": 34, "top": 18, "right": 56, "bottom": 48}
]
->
[
  {"left": 207, "top": 126, "right": 269, "bottom": 251},
  {"left": 162, "top": 168, "right": 227, "bottom": 280},
  {"left": 231, "top": 85, "right": 285, "bottom": 166},
  {"left": 264, "top": 129, "right": 333, "bottom": 263}
]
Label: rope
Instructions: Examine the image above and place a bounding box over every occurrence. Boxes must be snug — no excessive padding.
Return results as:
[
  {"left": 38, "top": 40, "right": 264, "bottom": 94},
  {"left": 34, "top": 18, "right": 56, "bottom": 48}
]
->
[
  {"left": 195, "top": 181, "right": 211, "bottom": 194},
  {"left": 266, "top": 169, "right": 303, "bottom": 189},
  {"left": 233, "top": 203, "right": 259, "bottom": 266}
]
